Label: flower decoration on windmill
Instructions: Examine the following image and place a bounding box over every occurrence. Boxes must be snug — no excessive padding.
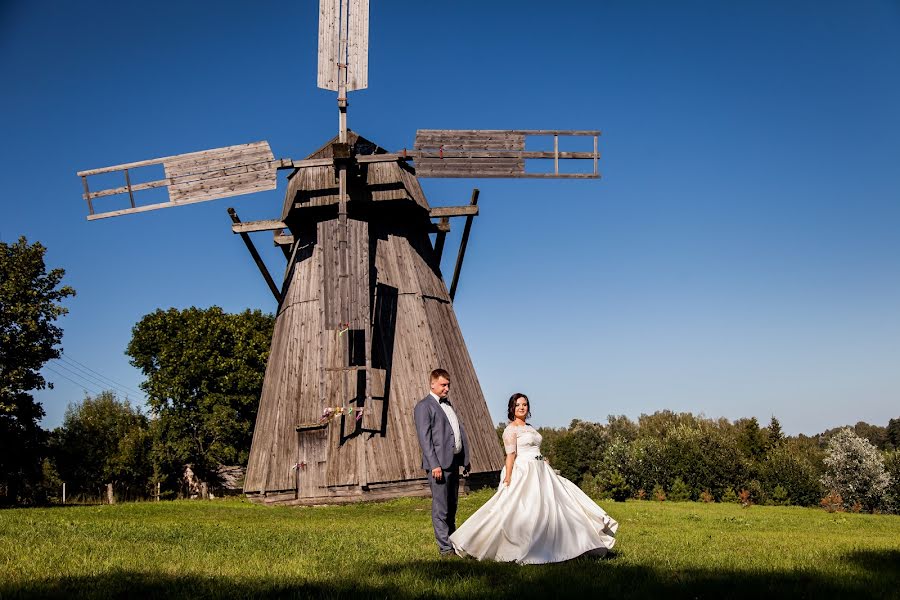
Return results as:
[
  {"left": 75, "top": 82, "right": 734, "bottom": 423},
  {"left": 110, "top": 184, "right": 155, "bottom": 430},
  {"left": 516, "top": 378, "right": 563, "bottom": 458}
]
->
[{"left": 319, "top": 406, "right": 366, "bottom": 424}]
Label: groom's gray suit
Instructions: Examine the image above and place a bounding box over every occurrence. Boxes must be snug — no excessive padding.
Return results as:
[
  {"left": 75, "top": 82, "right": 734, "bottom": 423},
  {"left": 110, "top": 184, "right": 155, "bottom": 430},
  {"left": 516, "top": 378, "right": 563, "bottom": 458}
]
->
[{"left": 414, "top": 393, "right": 471, "bottom": 554}]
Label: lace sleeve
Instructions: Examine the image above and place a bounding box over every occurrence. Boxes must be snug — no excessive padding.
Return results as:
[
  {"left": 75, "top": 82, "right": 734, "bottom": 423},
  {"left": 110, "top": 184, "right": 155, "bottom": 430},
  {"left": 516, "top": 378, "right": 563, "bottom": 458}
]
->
[{"left": 502, "top": 426, "right": 517, "bottom": 454}]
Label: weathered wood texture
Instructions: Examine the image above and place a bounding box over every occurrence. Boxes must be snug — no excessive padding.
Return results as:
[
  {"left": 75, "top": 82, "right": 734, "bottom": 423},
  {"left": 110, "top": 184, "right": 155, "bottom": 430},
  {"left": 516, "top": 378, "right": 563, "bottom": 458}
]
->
[
  {"left": 80, "top": 142, "right": 278, "bottom": 220},
  {"left": 244, "top": 135, "right": 504, "bottom": 504},
  {"left": 280, "top": 131, "right": 428, "bottom": 220},
  {"left": 317, "top": 0, "right": 369, "bottom": 92},
  {"left": 413, "top": 130, "right": 600, "bottom": 179},
  {"left": 415, "top": 130, "right": 524, "bottom": 178}
]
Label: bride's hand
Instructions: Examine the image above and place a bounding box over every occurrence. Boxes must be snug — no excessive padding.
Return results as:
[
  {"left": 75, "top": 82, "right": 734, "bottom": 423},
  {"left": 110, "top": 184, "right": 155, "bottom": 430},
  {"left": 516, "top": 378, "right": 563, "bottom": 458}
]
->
[{"left": 503, "top": 476, "right": 511, "bottom": 487}]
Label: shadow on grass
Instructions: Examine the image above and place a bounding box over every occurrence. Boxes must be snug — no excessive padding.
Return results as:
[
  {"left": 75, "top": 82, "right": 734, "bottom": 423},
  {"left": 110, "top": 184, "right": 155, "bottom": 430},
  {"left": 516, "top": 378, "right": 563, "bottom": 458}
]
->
[
  {"left": 2, "top": 550, "right": 898, "bottom": 599},
  {"left": 845, "top": 548, "right": 900, "bottom": 572}
]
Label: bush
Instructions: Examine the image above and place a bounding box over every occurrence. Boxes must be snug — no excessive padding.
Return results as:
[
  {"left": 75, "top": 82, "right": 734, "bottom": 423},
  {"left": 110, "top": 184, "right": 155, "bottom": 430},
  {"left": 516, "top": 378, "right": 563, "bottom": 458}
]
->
[
  {"left": 669, "top": 477, "right": 691, "bottom": 502},
  {"left": 601, "top": 470, "right": 631, "bottom": 502},
  {"left": 700, "top": 489, "right": 714, "bottom": 503},
  {"left": 821, "top": 491, "right": 844, "bottom": 513},
  {"left": 760, "top": 443, "right": 822, "bottom": 506},
  {"left": 821, "top": 428, "right": 890, "bottom": 511},
  {"left": 882, "top": 450, "right": 900, "bottom": 514},
  {"left": 721, "top": 487, "right": 740, "bottom": 503},
  {"left": 652, "top": 484, "right": 666, "bottom": 502},
  {"left": 770, "top": 485, "right": 789, "bottom": 506},
  {"left": 746, "top": 479, "right": 766, "bottom": 506},
  {"left": 578, "top": 473, "right": 604, "bottom": 499}
]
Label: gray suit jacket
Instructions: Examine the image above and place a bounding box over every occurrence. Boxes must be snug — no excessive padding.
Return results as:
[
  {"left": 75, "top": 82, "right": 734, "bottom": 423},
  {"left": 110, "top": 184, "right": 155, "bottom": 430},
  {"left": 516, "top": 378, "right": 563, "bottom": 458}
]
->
[{"left": 414, "top": 394, "right": 471, "bottom": 472}]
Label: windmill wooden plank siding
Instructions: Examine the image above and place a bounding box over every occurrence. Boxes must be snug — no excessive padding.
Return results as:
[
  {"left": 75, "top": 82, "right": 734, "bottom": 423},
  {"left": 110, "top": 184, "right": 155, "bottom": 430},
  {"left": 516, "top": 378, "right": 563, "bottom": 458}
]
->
[{"left": 244, "top": 131, "right": 505, "bottom": 504}]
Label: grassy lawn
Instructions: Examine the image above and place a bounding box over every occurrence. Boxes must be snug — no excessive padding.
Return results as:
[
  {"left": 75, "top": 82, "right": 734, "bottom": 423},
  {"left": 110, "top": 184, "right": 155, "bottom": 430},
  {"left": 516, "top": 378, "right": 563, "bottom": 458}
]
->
[{"left": 1, "top": 490, "right": 898, "bottom": 599}]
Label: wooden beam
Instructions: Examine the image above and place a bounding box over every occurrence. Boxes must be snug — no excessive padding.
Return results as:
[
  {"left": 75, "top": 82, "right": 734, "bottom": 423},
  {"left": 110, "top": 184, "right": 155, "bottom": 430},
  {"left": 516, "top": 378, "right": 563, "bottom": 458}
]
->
[
  {"left": 77, "top": 142, "right": 273, "bottom": 177},
  {"left": 274, "top": 232, "right": 294, "bottom": 246},
  {"left": 231, "top": 219, "right": 287, "bottom": 234},
  {"left": 449, "top": 189, "right": 479, "bottom": 302},
  {"left": 418, "top": 172, "right": 599, "bottom": 180},
  {"left": 275, "top": 229, "right": 291, "bottom": 259},
  {"left": 427, "top": 221, "right": 451, "bottom": 234},
  {"left": 433, "top": 217, "right": 449, "bottom": 264},
  {"left": 428, "top": 205, "right": 479, "bottom": 218},
  {"left": 416, "top": 129, "right": 601, "bottom": 137},
  {"left": 227, "top": 208, "right": 283, "bottom": 304}
]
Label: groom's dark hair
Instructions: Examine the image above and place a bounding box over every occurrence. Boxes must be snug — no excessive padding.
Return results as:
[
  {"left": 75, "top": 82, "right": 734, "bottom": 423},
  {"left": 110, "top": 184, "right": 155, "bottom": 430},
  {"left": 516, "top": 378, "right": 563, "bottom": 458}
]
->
[
  {"left": 430, "top": 368, "right": 450, "bottom": 381},
  {"left": 507, "top": 393, "right": 531, "bottom": 421}
]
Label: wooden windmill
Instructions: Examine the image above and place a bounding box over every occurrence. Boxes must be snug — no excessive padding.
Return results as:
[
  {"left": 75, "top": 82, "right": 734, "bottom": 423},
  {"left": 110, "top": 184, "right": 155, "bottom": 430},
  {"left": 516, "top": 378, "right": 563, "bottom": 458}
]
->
[{"left": 76, "top": 0, "right": 600, "bottom": 505}]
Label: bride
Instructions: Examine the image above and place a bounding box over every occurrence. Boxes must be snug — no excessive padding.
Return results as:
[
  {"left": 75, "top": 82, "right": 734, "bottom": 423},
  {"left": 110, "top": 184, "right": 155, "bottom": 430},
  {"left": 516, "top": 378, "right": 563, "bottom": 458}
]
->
[{"left": 449, "top": 393, "right": 618, "bottom": 564}]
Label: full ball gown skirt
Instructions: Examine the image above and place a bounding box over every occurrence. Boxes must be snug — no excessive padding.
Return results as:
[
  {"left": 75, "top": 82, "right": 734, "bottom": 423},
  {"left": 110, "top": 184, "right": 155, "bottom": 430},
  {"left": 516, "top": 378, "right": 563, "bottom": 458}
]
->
[{"left": 449, "top": 424, "right": 618, "bottom": 564}]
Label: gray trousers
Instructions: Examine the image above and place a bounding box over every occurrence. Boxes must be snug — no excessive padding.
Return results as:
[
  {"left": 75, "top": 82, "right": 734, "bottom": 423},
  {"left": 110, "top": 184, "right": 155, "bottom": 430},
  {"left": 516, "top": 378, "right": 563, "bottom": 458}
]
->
[{"left": 428, "top": 452, "right": 463, "bottom": 553}]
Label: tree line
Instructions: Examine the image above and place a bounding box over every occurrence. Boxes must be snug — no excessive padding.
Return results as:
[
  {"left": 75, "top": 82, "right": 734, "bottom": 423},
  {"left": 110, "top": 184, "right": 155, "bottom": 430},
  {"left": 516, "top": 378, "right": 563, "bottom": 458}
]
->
[
  {"left": 514, "top": 413, "right": 900, "bottom": 513},
  {"left": 3, "top": 236, "right": 899, "bottom": 512},
  {"left": 1, "top": 237, "right": 273, "bottom": 505}
]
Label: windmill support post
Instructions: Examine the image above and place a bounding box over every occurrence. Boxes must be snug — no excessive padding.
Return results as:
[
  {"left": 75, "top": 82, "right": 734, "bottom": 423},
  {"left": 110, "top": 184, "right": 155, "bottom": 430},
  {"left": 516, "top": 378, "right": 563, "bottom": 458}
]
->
[
  {"left": 227, "top": 208, "right": 283, "bottom": 304},
  {"left": 433, "top": 218, "right": 450, "bottom": 262},
  {"left": 449, "top": 189, "right": 480, "bottom": 301}
]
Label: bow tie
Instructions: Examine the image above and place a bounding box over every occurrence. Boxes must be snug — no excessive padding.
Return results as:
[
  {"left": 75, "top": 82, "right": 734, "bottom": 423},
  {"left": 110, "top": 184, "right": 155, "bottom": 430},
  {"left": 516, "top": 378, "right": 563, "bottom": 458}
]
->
[{"left": 439, "top": 398, "right": 451, "bottom": 405}]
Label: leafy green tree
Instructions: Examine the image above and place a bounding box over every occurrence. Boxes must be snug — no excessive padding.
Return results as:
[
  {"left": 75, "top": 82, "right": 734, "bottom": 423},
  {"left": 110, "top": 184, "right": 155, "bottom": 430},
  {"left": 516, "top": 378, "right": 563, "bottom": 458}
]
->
[
  {"left": 882, "top": 450, "right": 900, "bottom": 514},
  {"left": 0, "top": 237, "right": 75, "bottom": 504},
  {"left": 820, "top": 421, "right": 888, "bottom": 450},
  {"left": 767, "top": 415, "right": 784, "bottom": 448},
  {"left": 126, "top": 306, "right": 274, "bottom": 486},
  {"left": 599, "top": 470, "right": 631, "bottom": 502},
  {"left": 886, "top": 418, "right": 900, "bottom": 451},
  {"left": 736, "top": 417, "right": 766, "bottom": 462},
  {"left": 53, "top": 391, "right": 151, "bottom": 499},
  {"left": 666, "top": 424, "right": 742, "bottom": 500},
  {"left": 622, "top": 435, "right": 669, "bottom": 493},
  {"left": 821, "top": 428, "right": 890, "bottom": 511},
  {"left": 550, "top": 419, "right": 608, "bottom": 484},
  {"left": 636, "top": 410, "right": 701, "bottom": 440},
  {"left": 606, "top": 414, "right": 638, "bottom": 442},
  {"left": 760, "top": 442, "right": 822, "bottom": 506}
]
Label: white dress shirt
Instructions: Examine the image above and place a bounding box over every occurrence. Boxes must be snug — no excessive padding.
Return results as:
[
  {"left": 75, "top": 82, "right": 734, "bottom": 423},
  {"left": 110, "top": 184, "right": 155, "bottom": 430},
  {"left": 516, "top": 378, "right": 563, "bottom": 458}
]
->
[{"left": 431, "top": 392, "right": 462, "bottom": 454}]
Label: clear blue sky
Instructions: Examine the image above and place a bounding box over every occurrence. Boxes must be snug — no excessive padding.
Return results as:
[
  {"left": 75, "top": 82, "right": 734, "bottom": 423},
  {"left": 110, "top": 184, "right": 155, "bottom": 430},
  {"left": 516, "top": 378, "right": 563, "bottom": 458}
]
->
[{"left": 3, "top": 1, "right": 899, "bottom": 435}]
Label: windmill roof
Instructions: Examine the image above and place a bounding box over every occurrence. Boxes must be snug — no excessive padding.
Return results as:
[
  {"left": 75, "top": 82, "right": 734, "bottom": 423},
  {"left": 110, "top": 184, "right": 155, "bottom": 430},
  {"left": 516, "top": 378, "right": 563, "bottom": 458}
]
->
[{"left": 281, "top": 129, "right": 429, "bottom": 220}]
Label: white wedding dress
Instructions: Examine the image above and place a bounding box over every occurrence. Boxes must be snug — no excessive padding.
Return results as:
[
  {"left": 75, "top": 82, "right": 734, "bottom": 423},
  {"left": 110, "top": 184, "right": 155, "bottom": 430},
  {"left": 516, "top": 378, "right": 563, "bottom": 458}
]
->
[{"left": 450, "top": 423, "right": 618, "bottom": 564}]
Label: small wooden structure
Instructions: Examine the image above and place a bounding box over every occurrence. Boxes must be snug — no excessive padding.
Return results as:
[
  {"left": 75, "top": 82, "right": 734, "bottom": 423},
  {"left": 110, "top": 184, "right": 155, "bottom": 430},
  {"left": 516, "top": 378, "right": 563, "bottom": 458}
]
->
[{"left": 75, "top": 0, "right": 601, "bottom": 505}]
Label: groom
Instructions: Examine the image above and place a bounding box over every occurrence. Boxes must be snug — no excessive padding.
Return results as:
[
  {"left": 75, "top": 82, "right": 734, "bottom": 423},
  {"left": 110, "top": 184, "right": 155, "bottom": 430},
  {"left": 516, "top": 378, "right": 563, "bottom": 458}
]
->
[{"left": 414, "top": 368, "right": 471, "bottom": 556}]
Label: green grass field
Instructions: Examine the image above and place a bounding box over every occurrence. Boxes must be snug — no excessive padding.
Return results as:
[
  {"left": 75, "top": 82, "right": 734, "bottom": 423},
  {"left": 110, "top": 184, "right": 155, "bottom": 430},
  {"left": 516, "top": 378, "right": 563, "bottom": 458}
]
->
[{"left": 2, "top": 490, "right": 898, "bottom": 599}]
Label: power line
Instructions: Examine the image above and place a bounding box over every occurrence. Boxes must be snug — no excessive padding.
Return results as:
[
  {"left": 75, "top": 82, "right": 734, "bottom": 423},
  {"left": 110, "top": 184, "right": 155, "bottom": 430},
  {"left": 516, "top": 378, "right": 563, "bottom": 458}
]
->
[
  {"left": 44, "top": 364, "right": 103, "bottom": 396},
  {"left": 58, "top": 352, "right": 145, "bottom": 397},
  {"left": 48, "top": 360, "right": 129, "bottom": 397}
]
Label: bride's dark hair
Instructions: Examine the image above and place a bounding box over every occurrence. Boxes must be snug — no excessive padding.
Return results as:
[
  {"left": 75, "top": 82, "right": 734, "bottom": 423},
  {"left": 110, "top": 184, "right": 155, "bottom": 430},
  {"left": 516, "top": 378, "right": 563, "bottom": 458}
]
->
[{"left": 507, "top": 393, "right": 531, "bottom": 421}]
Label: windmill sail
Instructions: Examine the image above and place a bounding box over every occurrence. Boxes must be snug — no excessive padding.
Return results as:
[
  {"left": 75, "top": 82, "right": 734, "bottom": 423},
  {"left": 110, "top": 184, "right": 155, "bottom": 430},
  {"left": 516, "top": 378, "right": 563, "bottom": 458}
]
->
[
  {"left": 413, "top": 129, "right": 601, "bottom": 178},
  {"left": 78, "top": 142, "right": 282, "bottom": 220},
  {"left": 317, "top": 0, "right": 369, "bottom": 92}
]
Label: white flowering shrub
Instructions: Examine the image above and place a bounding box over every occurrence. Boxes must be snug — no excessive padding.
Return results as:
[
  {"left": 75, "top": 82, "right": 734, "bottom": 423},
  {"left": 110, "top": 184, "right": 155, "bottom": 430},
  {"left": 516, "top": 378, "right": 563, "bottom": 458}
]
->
[{"left": 821, "top": 427, "right": 890, "bottom": 511}]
